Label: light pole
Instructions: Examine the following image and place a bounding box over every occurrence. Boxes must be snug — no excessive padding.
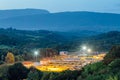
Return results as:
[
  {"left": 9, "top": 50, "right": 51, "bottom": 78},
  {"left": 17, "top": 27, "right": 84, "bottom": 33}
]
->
[
  {"left": 82, "top": 46, "right": 87, "bottom": 50},
  {"left": 34, "top": 51, "right": 38, "bottom": 62},
  {"left": 81, "top": 45, "right": 92, "bottom": 56},
  {"left": 82, "top": 46, "right": 87, "bottom": 56},
  {"left": 87, "top": 48, "right": 92, "bottom": 56},
  {"left": 87, "top": 49, "right": 92, "bottom": 53}
]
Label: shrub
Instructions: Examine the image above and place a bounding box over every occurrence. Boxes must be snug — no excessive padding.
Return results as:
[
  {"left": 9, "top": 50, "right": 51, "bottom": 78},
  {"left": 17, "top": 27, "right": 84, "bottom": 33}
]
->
[
  {"left": 5, "top": 52, "right": 15, "bottom": 64},
  {"left": 0, "top": 64, "right": 9, "bottom": 80},
  {"left": 7, "top": 63, "right": 29, "bottom": 80},
  {"left": 27, "top": 67, "right": 43, "bottom": 80},
  {"left": 103, "top": 46, "right": 120, "bottom": 64}
]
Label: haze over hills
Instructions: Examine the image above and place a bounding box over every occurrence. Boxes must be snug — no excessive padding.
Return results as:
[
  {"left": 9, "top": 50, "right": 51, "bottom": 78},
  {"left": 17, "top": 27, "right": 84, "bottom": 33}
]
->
[
  {"left": 0, "top": 9, "right": 49, "bottom": 19},
  {"left": 82, "top": 31, "right": 120, "bottom": 51},
  {"left": 0, "top": 28, "right": 119, "bottom": 52},
  {"left": 0, "top": 9, "right": 120, "bottom": 31}
]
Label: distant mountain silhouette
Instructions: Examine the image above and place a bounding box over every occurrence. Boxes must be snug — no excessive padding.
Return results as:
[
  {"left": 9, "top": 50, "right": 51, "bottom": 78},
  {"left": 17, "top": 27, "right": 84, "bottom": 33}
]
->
[
  {"left": 0, "top": 9, "right": 49, "bottom": 19},
  {"left": 0, "top": 9, "right": 120, "bottom": 31}
]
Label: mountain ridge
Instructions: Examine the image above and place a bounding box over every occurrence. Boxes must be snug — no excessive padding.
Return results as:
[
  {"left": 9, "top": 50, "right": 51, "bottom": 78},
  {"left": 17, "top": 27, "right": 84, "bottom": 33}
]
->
[
  {"left": 0, "top": 9, "right": 120, "bottom": 31},
  {"left": 0, "top": 9, "right": 50, "bottom": 19}
]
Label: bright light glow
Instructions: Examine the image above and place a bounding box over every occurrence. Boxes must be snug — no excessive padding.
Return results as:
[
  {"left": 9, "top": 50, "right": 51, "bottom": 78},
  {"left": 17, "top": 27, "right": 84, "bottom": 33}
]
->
[
  {"left": 36, "top": 66, "right": 68, "bottom": 72},
  {"left": 82, "top": 46, "right": 87, "bottom": 50},
  {"left": 87, "top": 49, "right": 92, "bottom": 53},
  {"left": 34, "top": 51, "right": 39, "bottom": 56}
]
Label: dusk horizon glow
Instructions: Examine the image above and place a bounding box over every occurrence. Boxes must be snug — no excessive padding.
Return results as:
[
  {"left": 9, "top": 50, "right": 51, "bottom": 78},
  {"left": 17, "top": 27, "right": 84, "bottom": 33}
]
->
[{"left": 0, "top": 0, "right": 120, "bottom": 13}]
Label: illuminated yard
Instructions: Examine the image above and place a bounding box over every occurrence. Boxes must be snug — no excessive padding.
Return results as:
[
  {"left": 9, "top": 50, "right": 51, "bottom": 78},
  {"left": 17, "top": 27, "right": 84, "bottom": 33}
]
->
[
  {"left": 36, "top": 65, "right": 68, "bottom": 72},
  {"left": 22, "top": 53, "right": 106, "bottom": 72}
]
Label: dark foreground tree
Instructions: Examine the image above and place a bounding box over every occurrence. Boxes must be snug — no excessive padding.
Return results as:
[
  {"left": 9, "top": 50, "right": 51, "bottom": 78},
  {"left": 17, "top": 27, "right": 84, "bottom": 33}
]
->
[
  {"left": 103, "top": 45, "right": 120, "bottom": 64},
  {"left": 7, "top": 63, "right": 29, "bottom": 80},
  {"left": 27, "top": 67, "right": 43, "bottom": 80},
  {"left": 0, "top": 65, "right": 9, "bottom": 80}
]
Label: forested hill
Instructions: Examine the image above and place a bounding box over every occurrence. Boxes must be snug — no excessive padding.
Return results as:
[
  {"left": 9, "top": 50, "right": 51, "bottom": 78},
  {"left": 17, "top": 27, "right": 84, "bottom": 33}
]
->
[
  {"left": 0, "top": 9, "right": 120, "bottom": 31},
  {"left": 78, "top": 31, "right": 120, "bottom": 51},
  {"left": 0, "top": 28, "right": 120, "bottom": 52},
  {"left": 0, "top": 28, "right": 68, "bottom": 50},
  {"left": 0, "top": 9, "right": 49, "bottom": 19}
]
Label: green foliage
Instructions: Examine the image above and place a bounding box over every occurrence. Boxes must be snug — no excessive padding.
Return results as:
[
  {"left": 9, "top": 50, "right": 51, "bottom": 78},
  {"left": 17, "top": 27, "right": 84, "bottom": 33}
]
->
[
  {"left": 41, "top": 72, "right": 51, "bottom": 80},
  {"left": 106, "top": 75, "right": 118, "bottom": 80},
  {"left": 15, "top": 55, "right": 24, "bottom": 61},
  {"left": 109, "top": 59, "right": 120, "bottom": 69},
  {"left": 79, "top": 47, "right": 120, "bottom": 80},
  {"left": 76, "top": 31, "right": 120, "bottom": 52},
  {"left": 48, "top": 72, "right": 59, "bottom": 80},
  {"left": 44, "top": 70, "right": 81, "bottom": 80},
  {"left": 81, "top": 62, "right": 106, "bottom": 78},
  {"left": 0, "top": 28, "right": 70, "bottom": 50},
  {"left": 103, "top": 46, "right": 120, "bottom": 64},
  {"left": 27, "top": 71, "right": 40, "bottom": 80},
  {"left": 0, "top": 64, "right": 9, "bottom": 80},
  {"left": 85, "top": 74, "right": 106, "bottom": 80},
  {"left": 7, "top": 63, "right": 29, "bottom": 80},
  {"left": 27, "top": 67, "right": 43, "bottom": 80},
  {"left": 2, "top": 46, "right": 120, "bottom": 80}
]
